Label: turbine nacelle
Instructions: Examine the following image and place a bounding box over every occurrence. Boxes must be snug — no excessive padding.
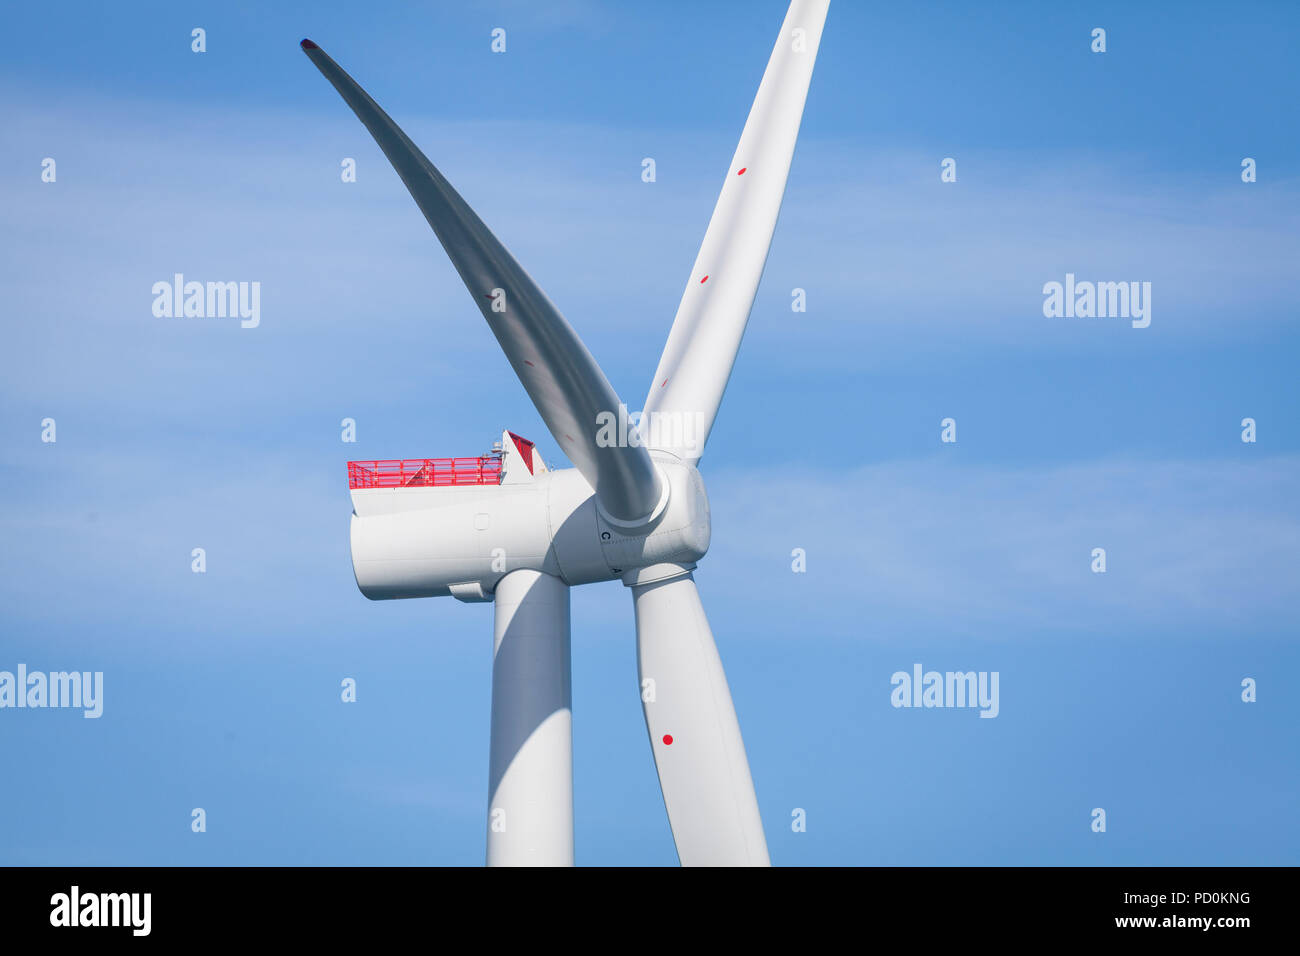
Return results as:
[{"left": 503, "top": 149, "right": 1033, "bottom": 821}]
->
[{"left": 348, "top": 432, "right": 710, "bottom": 602}]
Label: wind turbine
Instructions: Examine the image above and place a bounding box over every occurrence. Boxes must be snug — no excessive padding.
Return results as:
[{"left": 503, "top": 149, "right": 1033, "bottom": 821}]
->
[{"left": 302, "top": 0, "right": 828, "bottom": 866}]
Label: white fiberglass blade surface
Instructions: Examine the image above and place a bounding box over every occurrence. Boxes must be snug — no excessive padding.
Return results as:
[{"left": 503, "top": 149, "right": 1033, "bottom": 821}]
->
[
  {"left": 301, "top": 40, "right": 661, "bottom": 523},
  {"left": 641, "top": 0, "right": 828, "bottom": 465},
  {"left": 632, "top": 572, "right": 769, "bottom": 866}
]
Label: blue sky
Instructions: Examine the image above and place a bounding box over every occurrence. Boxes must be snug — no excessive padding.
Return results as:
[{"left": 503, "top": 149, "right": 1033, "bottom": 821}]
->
[{"left": 1, "top": 0, "right": 1297, "bottom": 866}]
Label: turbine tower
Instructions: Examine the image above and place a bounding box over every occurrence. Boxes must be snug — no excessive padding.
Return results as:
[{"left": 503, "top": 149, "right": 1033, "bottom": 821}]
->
[{"left": 302, "top": 0, "right": 828, "bottom": 866}]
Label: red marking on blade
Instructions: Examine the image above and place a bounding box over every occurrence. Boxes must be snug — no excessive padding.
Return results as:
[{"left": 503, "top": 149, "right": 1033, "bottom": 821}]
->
[
  {"left": 564, "top": 434, "right": 574, "bottom": 441},
  {"left": 700, "top": 275, "right": 709, "bottom": 283},
  {"left": 662, "top": 734, "right": 673, "bottom": 745},
  {"left": 483, "top": 293, "right": 495, "bottom": 299},
  {"left": 523, "top": 360, "right": 535, "bottom": 367},
  {"left": 737, "top": 167, "right": 746, "bottom": 175},
  {"left": 660, "top": 379, "right": 668, "bottom": 388}
]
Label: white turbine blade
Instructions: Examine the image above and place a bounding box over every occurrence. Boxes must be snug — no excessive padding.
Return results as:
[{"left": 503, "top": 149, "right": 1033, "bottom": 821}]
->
[
  {"left": 641, "top": 0, "right": 828, "bottom": 465},
  {"left": 632, "top": 572, "right": 769, "bottom": 866},
  {"left": 301, "top": 40, "right": 662, "bottom": 524}
]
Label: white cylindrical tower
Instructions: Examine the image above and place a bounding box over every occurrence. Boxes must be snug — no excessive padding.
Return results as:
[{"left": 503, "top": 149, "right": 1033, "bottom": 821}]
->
[{"left": 486, "top": 569, "right": 573, "bottom": 866}]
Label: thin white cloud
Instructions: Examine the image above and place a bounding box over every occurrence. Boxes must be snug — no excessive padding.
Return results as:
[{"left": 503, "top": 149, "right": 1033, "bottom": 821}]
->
[
  {"left": 4, "top": 443, "right": 1292, "bottom": 645},
  {"left": 703, "top": 454, "right": 1300, "bottom": 639},
  {"left": 4, "top": 86, "right": 1297, "bottom": 419}
]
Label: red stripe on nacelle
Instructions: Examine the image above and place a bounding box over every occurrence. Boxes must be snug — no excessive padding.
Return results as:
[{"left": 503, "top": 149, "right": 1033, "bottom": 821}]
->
[{"left": 507, "top": 431, "right": 536, "bottom": 474}]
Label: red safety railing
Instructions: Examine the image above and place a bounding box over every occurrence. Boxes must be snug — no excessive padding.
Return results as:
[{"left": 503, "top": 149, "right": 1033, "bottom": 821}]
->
[{"left": 348, "top": 455, "right": 503, "bottom": 489}]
